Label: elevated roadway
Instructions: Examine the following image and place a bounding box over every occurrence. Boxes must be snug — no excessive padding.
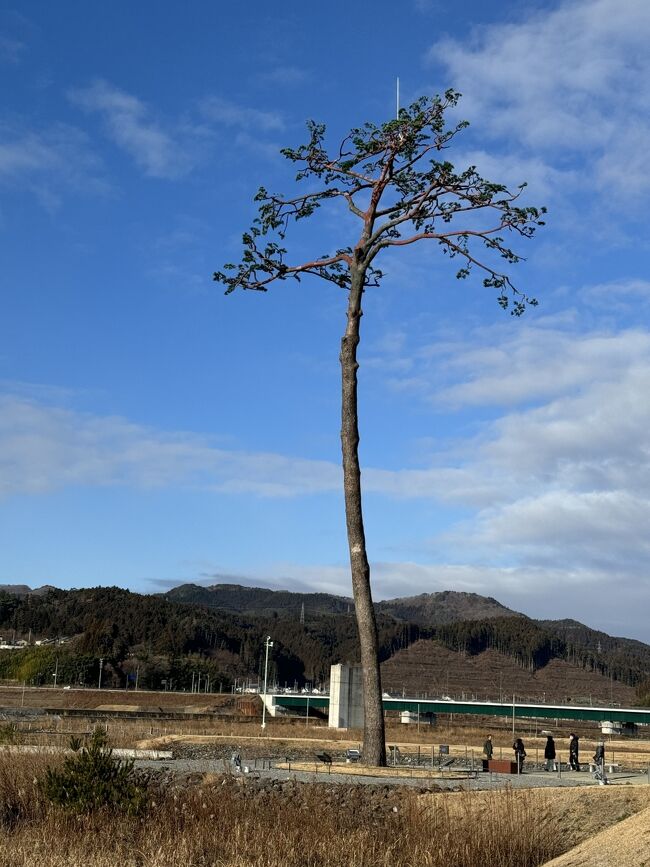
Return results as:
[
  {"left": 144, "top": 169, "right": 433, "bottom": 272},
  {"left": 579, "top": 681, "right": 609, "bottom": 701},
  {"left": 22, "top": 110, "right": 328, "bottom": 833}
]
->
[{"left": 268, "top": 693, "right": 650, "bottom": 726}]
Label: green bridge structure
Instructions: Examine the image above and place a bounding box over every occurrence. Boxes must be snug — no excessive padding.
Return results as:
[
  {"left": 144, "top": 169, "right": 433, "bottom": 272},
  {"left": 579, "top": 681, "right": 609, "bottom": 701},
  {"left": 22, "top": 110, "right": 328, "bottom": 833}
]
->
[{"left": 266, "top": 693, "right": 650, "bottom": 726}]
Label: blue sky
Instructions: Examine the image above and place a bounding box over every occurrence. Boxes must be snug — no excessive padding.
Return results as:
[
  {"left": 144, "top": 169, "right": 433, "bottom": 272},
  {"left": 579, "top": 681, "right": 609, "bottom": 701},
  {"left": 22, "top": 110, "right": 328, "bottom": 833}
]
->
[{"left": 2, "top": 0, "right": 650, "bottom": 640}]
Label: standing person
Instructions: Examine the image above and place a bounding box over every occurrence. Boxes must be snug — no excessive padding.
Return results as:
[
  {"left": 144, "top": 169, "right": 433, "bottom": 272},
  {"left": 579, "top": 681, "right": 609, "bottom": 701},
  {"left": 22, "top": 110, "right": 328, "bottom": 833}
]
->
[
  {"left": 482, "top": 734, "right": 493, "bottom": 771},
  {"left": 593, "top": 740, "right": 607, "bottom": 784},
  {"left": 513, "top": 737, "right": 526, "bottom": 773},
  {"left": 544, "top": 734, "right": 556, "bottom": 771},
  {"left": 569, "top": 733, "right": 580, "bottom": 771}
]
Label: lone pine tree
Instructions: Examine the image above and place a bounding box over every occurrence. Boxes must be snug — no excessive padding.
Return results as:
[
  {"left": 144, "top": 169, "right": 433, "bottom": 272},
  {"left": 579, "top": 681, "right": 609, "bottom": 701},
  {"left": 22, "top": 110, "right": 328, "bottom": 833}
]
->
[{"left": 214, "top": 91, "right": 545, "bottom": 766}]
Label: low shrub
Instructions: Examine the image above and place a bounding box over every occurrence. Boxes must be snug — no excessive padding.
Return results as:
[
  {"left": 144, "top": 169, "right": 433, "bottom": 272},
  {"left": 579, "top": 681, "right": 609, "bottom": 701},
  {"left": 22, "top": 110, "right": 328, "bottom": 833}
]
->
[{"left": 39, "top": 728, "right": 147, "bottom": 815}]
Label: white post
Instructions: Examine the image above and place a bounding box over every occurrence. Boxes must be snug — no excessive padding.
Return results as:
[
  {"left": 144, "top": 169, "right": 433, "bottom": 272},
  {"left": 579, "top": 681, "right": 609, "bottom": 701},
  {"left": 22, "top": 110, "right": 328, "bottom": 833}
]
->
[
  {"left": 261, "top": 636, "right": 273, "bottom": 730},
  {"left": 98, "top": 657, "right": 104, "bottom": 690}
]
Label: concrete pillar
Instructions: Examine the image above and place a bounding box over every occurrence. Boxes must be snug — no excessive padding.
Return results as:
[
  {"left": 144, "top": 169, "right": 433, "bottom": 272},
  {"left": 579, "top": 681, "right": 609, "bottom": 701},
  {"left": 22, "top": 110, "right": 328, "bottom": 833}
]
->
[{"left": 328, "top": 663, "right": 364, "bottom": 729}]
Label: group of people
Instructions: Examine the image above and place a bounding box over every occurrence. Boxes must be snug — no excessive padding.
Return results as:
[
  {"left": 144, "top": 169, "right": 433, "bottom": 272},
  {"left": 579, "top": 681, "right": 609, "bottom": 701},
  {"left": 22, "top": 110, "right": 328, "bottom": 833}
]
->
[{"left": 482, "top": 732, "right": 586, "bottom": 773}]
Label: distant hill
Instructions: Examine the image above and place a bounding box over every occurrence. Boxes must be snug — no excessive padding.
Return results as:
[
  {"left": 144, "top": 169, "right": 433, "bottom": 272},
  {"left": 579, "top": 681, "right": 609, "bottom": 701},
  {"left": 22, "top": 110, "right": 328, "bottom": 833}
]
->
[
  {"left": 164, "top": 584, "right": 518, "bottom": 625},
  {"left": 0, "top": 584, "right": 646, "bottom": 702},
  {"left": 380, "top": 642, "right": 636, "bottom": 706},
  {"left": 0, "top": 584, "right": 55, "bottom": 596},
  {"left": 377, "top": 590, "right": 518, "bottom": 625},
  {"left": 165, "top": 583, "right": 353, "bottom": 616},
  {"left": 536, "top": 618, "right": 650, "bottom": 687}
]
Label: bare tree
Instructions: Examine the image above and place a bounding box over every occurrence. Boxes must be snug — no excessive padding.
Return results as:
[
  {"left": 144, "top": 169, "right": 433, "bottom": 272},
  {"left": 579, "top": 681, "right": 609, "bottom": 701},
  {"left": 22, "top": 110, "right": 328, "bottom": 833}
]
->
[{"left": 214, "top": 91, "right": 545, "bottom": 766}]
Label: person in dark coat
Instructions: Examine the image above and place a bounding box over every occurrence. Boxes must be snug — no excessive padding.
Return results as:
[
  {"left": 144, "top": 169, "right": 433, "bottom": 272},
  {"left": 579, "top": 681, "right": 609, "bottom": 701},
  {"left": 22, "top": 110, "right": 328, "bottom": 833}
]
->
[
  {"left": 544, "top": 735, "right": 556, "bottom": 771},
  {"left": 594, "top": 740, "right": 605, "bottom": 768},
  {"left": 481, "top": 734, "right": 494, "bottom": 772},
  {"left": 483, "top": 735, "right": 493, "bottom": 760},
  {"left": 513, "top": 737, "right": 526, "bottom": 772},
  {"left": 593, "top": 740, "right": 607, "bottom": 783},
  {"left": 569, "top": 733, "right": 580, "bottom": 771}
]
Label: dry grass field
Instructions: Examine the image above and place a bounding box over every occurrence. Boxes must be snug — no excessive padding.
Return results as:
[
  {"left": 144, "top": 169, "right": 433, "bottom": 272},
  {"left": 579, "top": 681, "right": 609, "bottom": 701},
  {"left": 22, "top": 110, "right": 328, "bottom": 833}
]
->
[
  {"left": 0, "top": 752, "right": 554, "bottom": 867},
  {"left": 0, "top": 684, "right": 235, "bottom": 710},
  {"left": 1, "top": 750, "right": 649, "bottom": 866},
  {"left": 3, "top": 686, "right": 650, "bottom": 864},
  {"left": 4, "top": 685, "right": 650, "bottom": 770}
]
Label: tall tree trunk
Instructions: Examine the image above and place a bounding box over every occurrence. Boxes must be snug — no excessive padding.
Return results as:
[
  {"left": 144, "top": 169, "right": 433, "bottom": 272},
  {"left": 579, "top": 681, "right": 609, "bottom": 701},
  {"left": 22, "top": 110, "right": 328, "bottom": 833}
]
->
[{"left": 340, "top": 270, "right": 386, "bottom": 767}]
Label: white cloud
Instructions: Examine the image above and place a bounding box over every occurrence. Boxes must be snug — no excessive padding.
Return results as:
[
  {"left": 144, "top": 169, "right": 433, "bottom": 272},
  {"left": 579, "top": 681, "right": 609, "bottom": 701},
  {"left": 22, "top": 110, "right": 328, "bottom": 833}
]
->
[
  {"left": 6, "top": 307, "right": 650, "bottom": 637},
  {"left": 6, "top": 315, "right": 650, "bottom": 636},
  {"left": 67, "top": 83, "right": 285, "bottom": 176},
  {"left": 452, "top": 148, "right": 574, "bottom": 206},
  {"left": 371, "top": 322, "right": 650, "bottom": 411},
  {"left": 430, "top": 0, "right": 650, "bottom": 197},
  {"left": 361, "top": 315, "right": 650, "bottom": 633},
  {"left": 581, "top": 278, "right": 650, "bottom": 308},
  {"left": 199, "top": 95, "right": 284, "bottom": 132},
  {"left": 440, "top": 327, "right": 650, "bottom": 408},
  {"left": 256, "top": 66, "right": 307, "bottom": 86},
  {"left": 473, "top": 490, "right": 650, "bottom": 571},
  {"left": 0, "top": 394, "right": 340, "bottom": 499},
  {"left": 0, "top": 34, "right": 24, "bottom": 64},
  {"left": 68, "top": 80, "right": 204, "bottom": 179},
  {"left": 0, "top": 122, "right": 109, "bottom": 207}
]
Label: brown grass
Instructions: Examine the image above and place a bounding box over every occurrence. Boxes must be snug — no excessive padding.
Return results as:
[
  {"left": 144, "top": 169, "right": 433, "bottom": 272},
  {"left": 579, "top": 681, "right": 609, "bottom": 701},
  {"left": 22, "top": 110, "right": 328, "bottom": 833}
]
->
[{"left": 0, "top": 753, "right": 562, "bottom": 867}]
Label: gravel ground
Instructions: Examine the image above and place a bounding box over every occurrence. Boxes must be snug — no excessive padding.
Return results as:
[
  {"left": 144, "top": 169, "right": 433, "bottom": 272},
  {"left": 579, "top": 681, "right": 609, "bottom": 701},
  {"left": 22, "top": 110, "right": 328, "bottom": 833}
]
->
[{"left": 133, "top": 744, "right": 650, "bottom": 791}]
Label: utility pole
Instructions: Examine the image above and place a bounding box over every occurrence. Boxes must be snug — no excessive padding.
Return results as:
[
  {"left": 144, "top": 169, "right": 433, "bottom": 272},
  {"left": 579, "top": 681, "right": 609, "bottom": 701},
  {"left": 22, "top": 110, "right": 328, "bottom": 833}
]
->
[
  {"left": 53, "top": 658, "right": 59, "bottom": 688},
  {"left": 98, "top": 657, "right": 104, "bottom": 690},
  {"left": 261, "top": 635, "right": 273, "bottom": 730}
]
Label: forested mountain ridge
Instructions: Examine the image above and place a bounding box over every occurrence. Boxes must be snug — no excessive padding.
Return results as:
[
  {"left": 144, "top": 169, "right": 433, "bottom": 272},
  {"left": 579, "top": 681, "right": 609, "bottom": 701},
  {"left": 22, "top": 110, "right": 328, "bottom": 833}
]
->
[
  {"left": 0, "top": 584, "right": 55, "bottom": 597},
  {"left": 165, "top": 583, "right": 353, "bottom": 616},
  {"left": 0, "top": 584, "right": 647, "bottom": 701},
  {"left": 163, "top": 583, "right": 517, "bottom": 624},
  {"left": 0, "top": 585, "right": 417, "bottom": 690},
  {"left": 377, "top": 590, "right": 518, "bottom": 624}
]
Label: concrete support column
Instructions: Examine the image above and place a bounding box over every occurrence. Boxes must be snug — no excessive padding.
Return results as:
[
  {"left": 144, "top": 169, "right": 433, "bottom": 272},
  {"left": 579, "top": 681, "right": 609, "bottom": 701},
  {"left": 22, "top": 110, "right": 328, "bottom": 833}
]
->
[{"left": 328, "top": 663, "right": 364, "bottom": 729}]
